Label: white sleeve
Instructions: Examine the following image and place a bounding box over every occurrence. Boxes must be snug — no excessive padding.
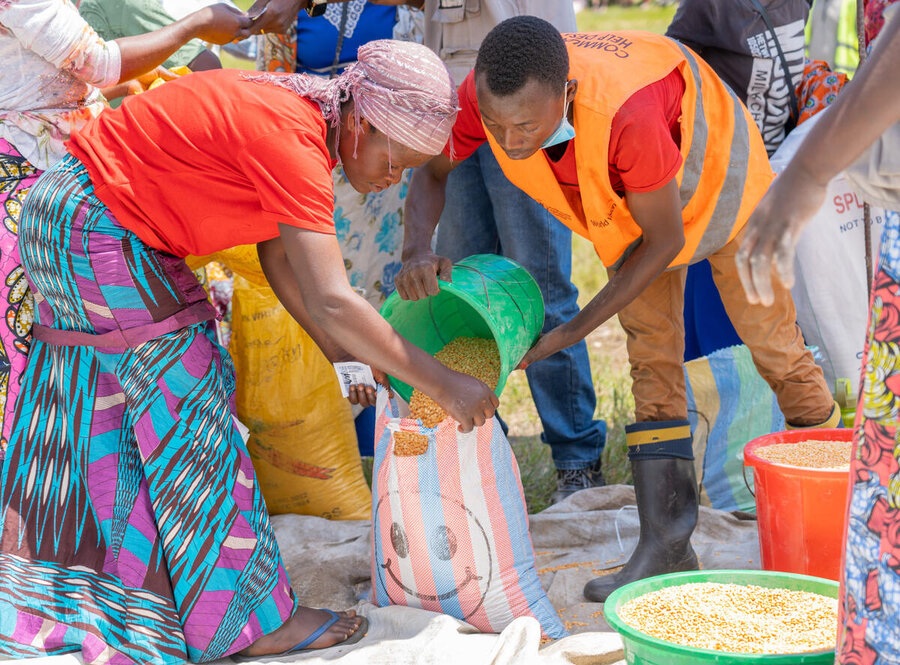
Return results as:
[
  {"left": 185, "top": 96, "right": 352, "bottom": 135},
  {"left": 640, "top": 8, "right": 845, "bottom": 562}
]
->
[{"left": 0, "top": 0, "right": 122, "bottom": 87}]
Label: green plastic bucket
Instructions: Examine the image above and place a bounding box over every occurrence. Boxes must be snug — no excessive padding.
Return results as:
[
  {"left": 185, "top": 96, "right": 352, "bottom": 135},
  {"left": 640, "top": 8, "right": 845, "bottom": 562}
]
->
[
  {"left": 604, "top": 569, "right": 839, "bottom": 665},
  {"left": 379, "top": 254, "right": 544, "bottom": 403}
]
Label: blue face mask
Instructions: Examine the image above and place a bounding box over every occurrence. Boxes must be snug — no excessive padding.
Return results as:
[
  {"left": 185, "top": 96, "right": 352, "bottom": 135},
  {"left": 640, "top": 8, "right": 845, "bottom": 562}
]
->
[{"left": 541, "top": 93, "right": 575, "bottom": 150}]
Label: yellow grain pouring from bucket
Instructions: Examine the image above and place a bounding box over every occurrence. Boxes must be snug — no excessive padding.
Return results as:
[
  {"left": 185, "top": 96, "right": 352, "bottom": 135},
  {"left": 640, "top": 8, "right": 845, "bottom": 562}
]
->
[
  {"left": 392, "top": 431, "right": 429, "bottom": 457},
  {"left": 379, "top": 254, "right": 544, "bottom": 404},
  {"left": 618, "top": 582, "right": 837, "bottom": 654},
  {"left": 409, "top": 337, "right": 501, "bottom": 428}
]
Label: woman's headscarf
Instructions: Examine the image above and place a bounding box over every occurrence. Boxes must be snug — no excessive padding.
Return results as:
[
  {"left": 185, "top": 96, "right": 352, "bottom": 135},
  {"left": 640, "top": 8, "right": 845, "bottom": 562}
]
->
[{"left": 248, "top": 40, "right": 458, "bottom": 158}]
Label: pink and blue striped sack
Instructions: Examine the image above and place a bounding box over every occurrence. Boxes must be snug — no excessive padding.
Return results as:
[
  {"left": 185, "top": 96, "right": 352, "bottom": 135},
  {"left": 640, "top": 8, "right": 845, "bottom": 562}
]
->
[{"left": 371, "top": 390, "right": 566, "bottom": 638}]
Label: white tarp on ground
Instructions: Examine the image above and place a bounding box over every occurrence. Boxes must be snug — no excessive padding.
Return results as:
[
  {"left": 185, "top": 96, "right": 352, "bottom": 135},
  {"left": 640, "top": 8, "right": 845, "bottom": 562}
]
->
[{"left": 8, "top": 485, "right": 761, "bottom": 665}]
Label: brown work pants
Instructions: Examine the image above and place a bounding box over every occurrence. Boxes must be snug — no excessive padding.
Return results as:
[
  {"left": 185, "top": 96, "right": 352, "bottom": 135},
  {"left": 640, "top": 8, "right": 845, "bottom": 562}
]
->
[{"left": 614, "top": 227, "right": 833, "bottom": 426}]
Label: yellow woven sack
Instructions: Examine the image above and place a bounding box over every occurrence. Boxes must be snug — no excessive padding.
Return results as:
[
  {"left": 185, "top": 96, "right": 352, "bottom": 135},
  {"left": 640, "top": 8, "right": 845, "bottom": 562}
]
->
[
  {"left": 229, "top": 274, "right": 371, "bottom": 519},
  {"left": 187, "top": 246, "right": 371, "bottom": 518},
  {"left": 187, "top": 245, "right": 266, "bottom": 286}
]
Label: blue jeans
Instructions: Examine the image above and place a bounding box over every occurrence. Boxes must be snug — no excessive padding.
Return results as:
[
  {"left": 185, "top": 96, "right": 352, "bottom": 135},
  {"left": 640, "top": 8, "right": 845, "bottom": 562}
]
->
[{"left": 436, "top": 144, "right": 607, "bottom": 470}]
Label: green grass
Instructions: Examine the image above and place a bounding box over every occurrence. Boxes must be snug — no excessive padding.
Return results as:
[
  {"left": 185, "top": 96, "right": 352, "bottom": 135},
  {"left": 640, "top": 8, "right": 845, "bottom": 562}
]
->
[
  {"left": 575, "top": 5, "right": 677, "bottom": 34},
  {"left": 218, "top": 51, "right": 255, "bottom": 71}
]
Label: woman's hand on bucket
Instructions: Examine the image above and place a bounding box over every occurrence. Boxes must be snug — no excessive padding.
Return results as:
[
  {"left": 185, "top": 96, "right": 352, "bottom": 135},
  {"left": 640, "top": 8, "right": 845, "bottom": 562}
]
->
[
  {"left": 436, "top": 372, "right": 499, "bottom": 433},
  {"left": 395, "top": 251, "right": 453, "bottom": 301}
]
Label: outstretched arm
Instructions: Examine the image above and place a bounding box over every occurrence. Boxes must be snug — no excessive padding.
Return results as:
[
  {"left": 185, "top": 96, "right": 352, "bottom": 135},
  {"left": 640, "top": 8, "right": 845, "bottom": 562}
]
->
[
  {"left": 394, "top": 154, "right": 458, "bottom": 300},
  {"left": 114, "top": 5, "right": 251, "bottom": 82},
  {"left": 2, "top": 1, "right": 250, "bottom": 88},
  {"left": 521, "top": 178, "right": 684, "bottom": 367},
  {"left": 260, "top": 226, "right": 499, "bottom": 431},
  {"left": 247, "top": 0, "right": 421, "bottom": 35},
  {"left": 736, "top": 15, "right": 900, "bottom": 306}
]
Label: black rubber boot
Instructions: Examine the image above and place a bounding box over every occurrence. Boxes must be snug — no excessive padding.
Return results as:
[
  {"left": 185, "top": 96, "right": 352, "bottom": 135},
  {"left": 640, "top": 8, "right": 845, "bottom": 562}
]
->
[{"left": 583, "top": 457, "right": 699, "bottom": 602}]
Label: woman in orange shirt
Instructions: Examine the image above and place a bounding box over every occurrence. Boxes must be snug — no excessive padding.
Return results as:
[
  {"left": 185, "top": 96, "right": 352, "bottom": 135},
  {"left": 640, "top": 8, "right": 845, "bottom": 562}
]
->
[{"left": 0, "top": 41, "right": 498, "bottom": 663}]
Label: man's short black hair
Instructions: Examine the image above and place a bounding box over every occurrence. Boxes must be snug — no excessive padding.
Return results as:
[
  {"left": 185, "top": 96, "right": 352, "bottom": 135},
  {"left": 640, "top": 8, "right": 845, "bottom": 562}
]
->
[{"left": 474, "top": 16, "right": 569, "bottom": 97}]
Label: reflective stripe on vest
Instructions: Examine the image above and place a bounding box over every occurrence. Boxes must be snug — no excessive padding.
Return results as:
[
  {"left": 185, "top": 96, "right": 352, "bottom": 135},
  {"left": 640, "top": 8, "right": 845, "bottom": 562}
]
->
[
  {"left": 676, "top": 42, "right": 706, "bottom": 211},
  {"left": 484, "top": 32, "right": 774, "bottom": 270},
  {"left": 675, "top": 42, "right": 751, "bottom": 261}
]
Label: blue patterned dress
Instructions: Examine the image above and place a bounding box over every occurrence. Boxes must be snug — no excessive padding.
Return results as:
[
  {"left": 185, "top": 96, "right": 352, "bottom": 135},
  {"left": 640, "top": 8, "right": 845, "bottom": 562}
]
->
[
  {"left": 0, "top": 156, "right": 296, "bottom": 663},
  {"left": 838, "top": 209, "right": 900, "bottom": 664}
]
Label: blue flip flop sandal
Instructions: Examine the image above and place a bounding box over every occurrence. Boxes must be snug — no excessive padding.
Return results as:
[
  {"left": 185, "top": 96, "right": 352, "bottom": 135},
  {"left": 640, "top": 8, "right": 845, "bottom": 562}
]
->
[{"left": 232, "top": 610, "right": 368, "bottom": 661}]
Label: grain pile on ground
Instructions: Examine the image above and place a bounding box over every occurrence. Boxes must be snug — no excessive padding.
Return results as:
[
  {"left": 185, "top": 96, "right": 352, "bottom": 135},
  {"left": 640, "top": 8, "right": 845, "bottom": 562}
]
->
[
  {"left": 755, "top": 440, "right": 853, "bottom": 470},
  {"left": 393, "top": 431, "right": 430, "bottom": 456},
  {"left": 618, "top": 582, "right": 838, "bottom": 654},
  {"left": 408, "top": 337, "right": 500, "bottom": 428}
]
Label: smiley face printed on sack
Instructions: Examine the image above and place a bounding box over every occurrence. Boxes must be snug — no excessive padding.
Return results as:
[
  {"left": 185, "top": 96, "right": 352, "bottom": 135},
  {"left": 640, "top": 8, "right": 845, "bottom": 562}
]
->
[{"left": 374, "top": 490, "right": 494, "bottom": 619}]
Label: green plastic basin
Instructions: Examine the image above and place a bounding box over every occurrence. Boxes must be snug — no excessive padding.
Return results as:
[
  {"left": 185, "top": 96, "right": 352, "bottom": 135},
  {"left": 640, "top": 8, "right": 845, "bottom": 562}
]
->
[
  {"left": 380, "top": 254, "right": 544, "bottom": 403},
  {"left": 604, "top": 569, "right": 839, "bottom": 665}
]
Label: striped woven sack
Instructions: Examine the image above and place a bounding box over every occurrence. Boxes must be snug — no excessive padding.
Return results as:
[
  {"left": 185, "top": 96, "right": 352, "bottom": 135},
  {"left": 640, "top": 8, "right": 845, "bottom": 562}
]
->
[
  {"left": 370, "top": 390, "right": 567, "bottom": 638},
  {"left": 685, "top": 344, "right": 786, "bottom": 513}
]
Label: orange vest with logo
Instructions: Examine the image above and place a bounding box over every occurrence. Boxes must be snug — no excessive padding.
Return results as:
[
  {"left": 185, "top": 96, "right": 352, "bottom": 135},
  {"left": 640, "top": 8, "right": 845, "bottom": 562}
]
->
[{"left": 484, "top": 32, "right": 774, "bottom": 269}]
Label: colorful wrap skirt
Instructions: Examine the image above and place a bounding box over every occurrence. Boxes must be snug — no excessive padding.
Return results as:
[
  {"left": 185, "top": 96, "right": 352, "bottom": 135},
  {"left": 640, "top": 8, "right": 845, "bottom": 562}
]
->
[
  {"left": 0, "top": 138, "right": 40, "bottom": 452},
  {"left": 0, "top": 155, "right": 296, "bottom": 663},
  {"left": 839, "top": 209, "right": 900, "bottom": 663}
]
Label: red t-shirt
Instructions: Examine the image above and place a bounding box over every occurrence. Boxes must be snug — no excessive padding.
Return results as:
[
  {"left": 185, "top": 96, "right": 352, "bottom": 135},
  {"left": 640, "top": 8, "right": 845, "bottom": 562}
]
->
[
  {"left": 68, "top": 69, "right": 337, "bottom": 258},
  {"left": 445, "top": 69, "right": 686, "bottom": 200}
]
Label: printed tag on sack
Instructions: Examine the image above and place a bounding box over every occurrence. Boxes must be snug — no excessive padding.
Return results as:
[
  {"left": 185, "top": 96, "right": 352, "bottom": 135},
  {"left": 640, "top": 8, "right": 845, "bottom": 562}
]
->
[{"left": 333, "top": 362, "right": 376, "bottom": 397}]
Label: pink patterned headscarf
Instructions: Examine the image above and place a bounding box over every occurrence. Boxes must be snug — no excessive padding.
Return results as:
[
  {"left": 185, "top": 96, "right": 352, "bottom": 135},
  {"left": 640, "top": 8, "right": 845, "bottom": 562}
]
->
[{"left": 248, "top": 40, "right": 458, "bottom": 157}]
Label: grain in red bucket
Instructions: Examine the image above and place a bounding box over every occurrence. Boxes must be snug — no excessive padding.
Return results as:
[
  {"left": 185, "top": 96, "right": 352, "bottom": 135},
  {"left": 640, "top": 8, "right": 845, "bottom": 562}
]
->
[{"left": 743, "top": 429, "right": 852, "bottom": 581}]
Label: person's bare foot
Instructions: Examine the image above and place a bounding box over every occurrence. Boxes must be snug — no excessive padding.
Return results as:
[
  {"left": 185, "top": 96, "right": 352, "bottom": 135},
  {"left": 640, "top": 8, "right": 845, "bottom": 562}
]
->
[{"left": 238, "top": 607, "right": 363, "bottom": 657}]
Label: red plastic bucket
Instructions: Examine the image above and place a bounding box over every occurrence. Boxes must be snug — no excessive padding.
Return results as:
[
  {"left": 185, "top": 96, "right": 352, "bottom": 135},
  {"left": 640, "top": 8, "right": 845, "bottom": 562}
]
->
[{"left": 743, "top": 429, "right": 852, "bottom": 581}]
